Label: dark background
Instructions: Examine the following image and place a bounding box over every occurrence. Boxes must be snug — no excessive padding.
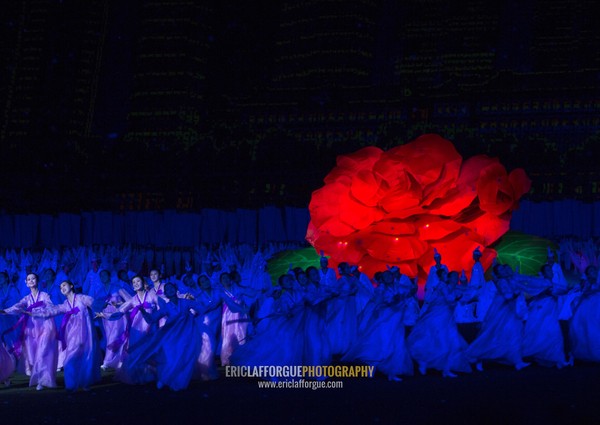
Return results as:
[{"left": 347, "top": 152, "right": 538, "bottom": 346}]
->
[{"left": 1, "top": 0, "right": 599, "bottom": 214}]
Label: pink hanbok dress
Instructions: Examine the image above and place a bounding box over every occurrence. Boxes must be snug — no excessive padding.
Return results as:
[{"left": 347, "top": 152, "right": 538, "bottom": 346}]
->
[
  {"left": 114, "top": 290, "right": 158, "bottom": 384},
  {"left": 90, "top": 283, "right": 128, "bottom": 369},
  {"left": 120, "top": 297, "right": 205, "bottom": 391},
  {"left": 116, "top": 290, "right": 159, "bottom": 351},
  {"left": 4, "top": 292, "right": 58, "bottom": 388},
  {"left": 193, "top": 288, "right": 221, "bottom": 381},
  {"left": 219, "top": 287, "right": 248, "bottom": 366},
  {"left": 35, "top": 294, "right": 101, "bottom": 390}
]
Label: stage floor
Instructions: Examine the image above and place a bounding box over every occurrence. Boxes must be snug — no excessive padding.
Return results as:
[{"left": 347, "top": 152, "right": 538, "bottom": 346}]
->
[{"left": 2, "top": 362, "right": 599, "bottom": 425}]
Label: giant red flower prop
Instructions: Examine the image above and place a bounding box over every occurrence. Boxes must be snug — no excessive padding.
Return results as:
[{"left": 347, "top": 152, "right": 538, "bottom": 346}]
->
[{"left": 306, "top": 134, "right": 531, "bottom": 297}]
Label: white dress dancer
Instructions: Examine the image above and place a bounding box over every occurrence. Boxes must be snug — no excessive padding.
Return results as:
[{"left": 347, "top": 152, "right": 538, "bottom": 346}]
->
[
  {"left": 342, "top": 270, "right": 413, "bottom": 381},
  {"left": 522, "top": 265, "right": 568, "bottom": 367},
  {"left": 466, "top": 264, "right": 530, "bottom": 371},
  {"left": 569, "top": 266, "right": 600, "bottom": 362},
  {"left": 408, "top": 270, "right": 471, "bottom": 377}
]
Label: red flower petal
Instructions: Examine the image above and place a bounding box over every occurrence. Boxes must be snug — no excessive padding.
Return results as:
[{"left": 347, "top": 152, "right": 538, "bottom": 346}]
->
[
  {"left": 477, "top": 162, "right": 515, "bottom": 215},
  {"left": 307, "top": 134, "right": 530, "bottom": 294},
  {"left": 416, "top": 216, "right": 464, "bottom": 241},
  {"left": 426, "top": 155, "right": 497, "bottom": 216},
  {"left": 350, "top": 170, "right": 389, "bottom": 207},
  {"left": 338, "top": 196, "right": 384, "bottom": 230},
  {"left": 508, "top": 168, "right": 532, "bottom": 206},
  {"left": 368, "top": 220, "right": 417, "bottom": 236},
  {"left": 461, "top": 211, "right": 512, "bottom": 246},
  {"left": 364, "top": 234, "right": 428, "bottom": 262}
]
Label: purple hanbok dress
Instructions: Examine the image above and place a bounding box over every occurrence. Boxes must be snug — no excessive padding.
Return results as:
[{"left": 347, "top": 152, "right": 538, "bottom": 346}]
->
[
  {"left": 219, "top": 287, "right": 248, "bottom": 366},
  {"left": 120, "top": 297, "right": 205, "bottom": 391},
  {"left": 35, "top": 294, "right": 101, "bottom": 390},
  {"left": 4, "top": 291, "right": 58, "bottom": 388}
]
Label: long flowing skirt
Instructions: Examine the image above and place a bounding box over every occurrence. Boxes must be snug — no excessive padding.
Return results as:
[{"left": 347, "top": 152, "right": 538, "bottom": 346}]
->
[
  {"left": 343, "top": 304, "right": 413, "bottom": 377},
  {"left": 63, "top": 319, "right": 100, "bottom": 390},
  {"left": 101, "top": 306, "right": 127, "bottom": 368},
  {"left": 408, "top": 303, "right": 471, "bottom": 373},
  {"left": 230, "top": 311, "right": 304, "bottom": 374},
  {"left": 220, "top": 309, "right": 248, "bottom": 366},
  {"left": 23, "top": 318, "right": 58, "bottom": 388},
  {"left": 569, "top": 292, "right": 600, "bottom": 362},
  {"left": 326, "top": 295, "right": 357, "bottom": 356},
  {"left": 120, "top": 314, "right": 203, "bottom": 391},
  {"left": 194, "top": 317, "right": 218, "bottom": 381},
  {"left": 466, "top": 296, "right": 525, "bottom": 366},
  {"left": 0, "top": 343, "right": 15, "bottom": 382},
  {"left": 303, "top": 303, "right": 331, "bottom": 367},
  {"left": 522, "top": 295, "right": 566, "bottom": 367}
]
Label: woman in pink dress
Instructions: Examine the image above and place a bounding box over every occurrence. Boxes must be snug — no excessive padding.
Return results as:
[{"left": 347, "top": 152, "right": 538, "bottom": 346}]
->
[
  {"left": 29, "top": 280, "right": 101, "bottom": 391},
  {"left": 123, "top": 282, "right": 207, "bottom": 391},
  {"left": 109, "top": 275, "right": 159, "bottom": 349},
  {"left": 90, "top": 269, "right": 128, "bottom": 370},
  {"left": 98, "top": 275, "right": 159, "bottom": 384},
  {"left": 193, "top": 274, "right": 221, "bottom": 381},
  {"left": 148, "top": 269, "right": 167, "bottom": 300},
  {"left": 218, "top": 272, "right": 249, "bottom": 366},
  {"left": 0, "top": 273, "right": 58, "bottom": 390}
]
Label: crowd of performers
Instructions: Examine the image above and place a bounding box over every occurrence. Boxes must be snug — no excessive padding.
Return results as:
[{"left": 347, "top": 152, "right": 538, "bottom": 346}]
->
[{"left": 0, "top": 241, "right": 599, "bottom": 391}]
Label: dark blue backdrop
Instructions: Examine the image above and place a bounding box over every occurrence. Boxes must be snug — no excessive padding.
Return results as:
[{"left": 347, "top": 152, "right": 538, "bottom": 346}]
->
[{"left": 1, "top": 201, "right": 598, "bottom": 248}]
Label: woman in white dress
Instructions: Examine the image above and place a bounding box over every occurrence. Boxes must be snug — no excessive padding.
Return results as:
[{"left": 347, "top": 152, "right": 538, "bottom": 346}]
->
[
  {"left": 466, "top": 264, "right": 530, "bottom": 371},
  {"left": 569, "top": 265, "right": 600, "bottom": 362},
  {"left": 408, "top": 270, "right": 471, "bottom": 377}
]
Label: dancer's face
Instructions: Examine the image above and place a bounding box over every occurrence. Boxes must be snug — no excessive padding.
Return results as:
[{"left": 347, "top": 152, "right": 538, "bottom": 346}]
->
[
  {"left": 150, "top": 270, "right": 160, "bottom": 283},
  {"left": 132, "top": 277, "right": 144, "bottom": 291},
  {"left": 26, "top": 274, "right": 38, "bottom": 289},
  {"left": 60, "top": 281, "right": 74, "bottom": 296}
]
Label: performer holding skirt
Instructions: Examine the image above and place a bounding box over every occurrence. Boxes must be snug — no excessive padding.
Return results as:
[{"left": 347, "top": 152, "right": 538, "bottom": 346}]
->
[
  {"left": 408, "top": 270, "right": 471, "bottom": 377},
  {"left": 1, "top": 273, "right": 58, "bottom": 390},
  {"left": 466, "top": 264, "right": 530, "bottom": 371},
  {"left": 121, "top": 282, "right": 206, "bottom": 391},
  {"left": 29, "top": 280, "right": 100, "bottom": 391}
]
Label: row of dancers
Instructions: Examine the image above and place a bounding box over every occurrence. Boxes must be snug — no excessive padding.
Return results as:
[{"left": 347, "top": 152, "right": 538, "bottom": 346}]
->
[{"left": 1, "top": 246, "right": 599, "bottom": 391}]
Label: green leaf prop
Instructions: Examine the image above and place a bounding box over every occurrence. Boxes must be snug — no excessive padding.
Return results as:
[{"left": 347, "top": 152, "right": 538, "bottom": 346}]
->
[
  {"left": 266, "top": 246, "right": 321, "bottom": 285},
  {"left": 267, "top": 232, "right": 556, "bottom": 285},
  {"left": 491, "top": 231, "right": 557, "bottom": 277}
]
